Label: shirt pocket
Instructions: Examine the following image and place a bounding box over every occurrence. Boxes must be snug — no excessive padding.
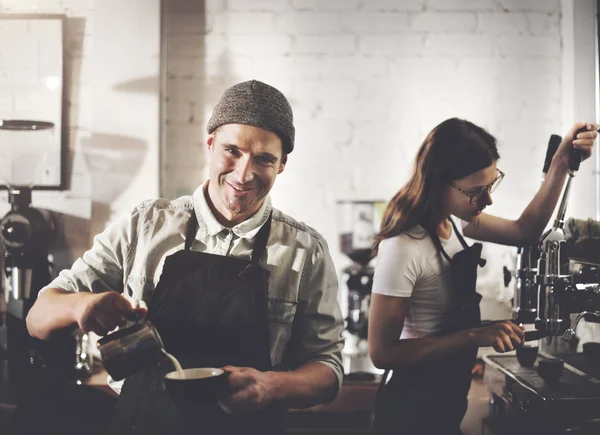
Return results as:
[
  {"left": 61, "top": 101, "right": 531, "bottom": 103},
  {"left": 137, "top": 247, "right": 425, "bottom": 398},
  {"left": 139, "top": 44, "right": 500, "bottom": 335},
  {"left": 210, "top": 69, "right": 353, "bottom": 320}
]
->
[{"left": 267, "top": 298, "right": 298, "bottom": 366}]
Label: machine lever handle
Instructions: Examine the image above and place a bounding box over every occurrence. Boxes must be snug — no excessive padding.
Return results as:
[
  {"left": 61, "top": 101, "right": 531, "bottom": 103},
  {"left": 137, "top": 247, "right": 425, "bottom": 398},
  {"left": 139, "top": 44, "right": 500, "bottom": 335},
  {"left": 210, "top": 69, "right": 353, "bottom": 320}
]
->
[
  {"left": 524, "top": 330, "right": 547, "bottom": 341},
  {"left": 568, "top": 126, "right": 589, "bottom": 172},
  {"left": 543, "top": 134, "right": 562, "bottom": 175}
]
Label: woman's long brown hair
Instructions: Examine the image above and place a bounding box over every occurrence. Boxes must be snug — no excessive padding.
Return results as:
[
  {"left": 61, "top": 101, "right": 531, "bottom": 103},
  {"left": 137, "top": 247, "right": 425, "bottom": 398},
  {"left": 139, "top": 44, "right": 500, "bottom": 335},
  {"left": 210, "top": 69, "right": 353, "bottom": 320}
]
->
[{"left": 373, "top": 118, "right": 500, "bottom": 255}]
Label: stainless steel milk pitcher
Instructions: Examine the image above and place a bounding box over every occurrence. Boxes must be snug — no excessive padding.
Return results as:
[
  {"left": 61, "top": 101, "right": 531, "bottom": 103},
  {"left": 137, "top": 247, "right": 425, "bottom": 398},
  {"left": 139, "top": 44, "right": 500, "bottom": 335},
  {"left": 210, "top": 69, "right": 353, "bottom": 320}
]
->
[{"left": 96, "top": 321, "right": 165, "bottom": 381}]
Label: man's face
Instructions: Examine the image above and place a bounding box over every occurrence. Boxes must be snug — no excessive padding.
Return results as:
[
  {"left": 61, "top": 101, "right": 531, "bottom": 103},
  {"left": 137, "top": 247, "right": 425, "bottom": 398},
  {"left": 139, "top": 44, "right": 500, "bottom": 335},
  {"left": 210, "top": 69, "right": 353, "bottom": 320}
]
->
[{"left": 206, "top": 124, "right": 286, "bottom": 226}]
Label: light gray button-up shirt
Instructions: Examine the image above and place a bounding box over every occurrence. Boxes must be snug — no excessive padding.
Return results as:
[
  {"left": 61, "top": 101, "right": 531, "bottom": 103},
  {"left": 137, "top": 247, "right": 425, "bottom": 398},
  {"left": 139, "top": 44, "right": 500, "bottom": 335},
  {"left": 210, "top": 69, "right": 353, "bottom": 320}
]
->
[{"left": 46, "top": 182, "right": 345, "bottom": 393}]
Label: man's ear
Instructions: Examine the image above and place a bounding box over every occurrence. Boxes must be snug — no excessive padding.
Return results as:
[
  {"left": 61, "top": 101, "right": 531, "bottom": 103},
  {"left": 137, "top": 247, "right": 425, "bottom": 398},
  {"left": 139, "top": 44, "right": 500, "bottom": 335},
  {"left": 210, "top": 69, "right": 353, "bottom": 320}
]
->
[
  {"left": 278, "top": 153, "right": 287, "bottom": 174},
  {"left": 207, "top": 133, "right": 215, "bottom": 151}
]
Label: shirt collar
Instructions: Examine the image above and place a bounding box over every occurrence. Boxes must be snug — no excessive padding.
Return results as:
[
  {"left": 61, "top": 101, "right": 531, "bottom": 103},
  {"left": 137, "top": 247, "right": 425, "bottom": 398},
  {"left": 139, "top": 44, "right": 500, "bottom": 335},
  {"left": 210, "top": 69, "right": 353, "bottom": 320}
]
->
[{"left": 192, "top": 181, "right": 272, "bottom": 239}]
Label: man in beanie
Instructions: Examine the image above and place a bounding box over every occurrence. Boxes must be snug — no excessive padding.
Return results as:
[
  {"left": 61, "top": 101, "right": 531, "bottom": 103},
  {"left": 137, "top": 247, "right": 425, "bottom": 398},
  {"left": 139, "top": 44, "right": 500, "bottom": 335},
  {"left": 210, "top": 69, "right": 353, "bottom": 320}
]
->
[{"left": 26, "top": 80, "right": 344, "bottom": 434}]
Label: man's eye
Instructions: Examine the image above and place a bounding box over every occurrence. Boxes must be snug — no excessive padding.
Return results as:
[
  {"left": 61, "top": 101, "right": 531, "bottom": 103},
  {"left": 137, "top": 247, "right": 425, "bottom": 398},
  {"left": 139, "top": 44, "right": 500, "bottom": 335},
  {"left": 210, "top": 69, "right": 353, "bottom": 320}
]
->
[{"left": 256, "top": 157, "right": 274, "bottom": 165}]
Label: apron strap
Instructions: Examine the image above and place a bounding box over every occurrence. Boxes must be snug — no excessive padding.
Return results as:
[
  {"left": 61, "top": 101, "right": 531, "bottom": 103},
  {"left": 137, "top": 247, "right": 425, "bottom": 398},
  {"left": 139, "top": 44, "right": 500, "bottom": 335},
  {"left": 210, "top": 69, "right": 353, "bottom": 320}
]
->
[
  {"left": 448, "top": 218, "right": 468, "bottom": 249},
  {"left": 184, "top": 212, "right": 199, "bottom": 251},
  {"left": 437, "top": 241, "right": 452, "bottom": 264},
  {"left": 436, "top": 217, "right": 469, "bottom": 263},
  {"left": 183, "top": 210, "right": 272, "bottom": 264},
  {"left": 237, "top": 212, "right": 273, "bottom": 280},
  {"left": 251, "top": 212, "right": 272, "bottom": 264}
]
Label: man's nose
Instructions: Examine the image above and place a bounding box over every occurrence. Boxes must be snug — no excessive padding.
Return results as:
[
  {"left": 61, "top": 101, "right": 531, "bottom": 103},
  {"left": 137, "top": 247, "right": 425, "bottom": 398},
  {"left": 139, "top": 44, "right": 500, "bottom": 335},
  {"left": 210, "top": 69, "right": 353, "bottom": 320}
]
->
[{"left": 233, "top": 157, "right": 254, "bottom": 184}]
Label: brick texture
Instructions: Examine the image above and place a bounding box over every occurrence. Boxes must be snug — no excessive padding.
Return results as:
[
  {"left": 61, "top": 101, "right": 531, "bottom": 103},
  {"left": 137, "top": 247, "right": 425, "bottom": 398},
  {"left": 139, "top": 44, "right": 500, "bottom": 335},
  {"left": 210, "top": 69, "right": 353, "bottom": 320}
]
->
[{"left": 163, "top": 0, "right": 567, "bottom": 320}]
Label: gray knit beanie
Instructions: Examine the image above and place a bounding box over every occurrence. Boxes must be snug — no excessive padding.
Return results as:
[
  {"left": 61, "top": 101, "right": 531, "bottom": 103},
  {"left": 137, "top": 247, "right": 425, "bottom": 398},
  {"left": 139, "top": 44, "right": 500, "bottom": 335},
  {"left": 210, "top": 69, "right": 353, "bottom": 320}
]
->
[{"left": 207, "top": 80, "right": 295, "bottom": 154}]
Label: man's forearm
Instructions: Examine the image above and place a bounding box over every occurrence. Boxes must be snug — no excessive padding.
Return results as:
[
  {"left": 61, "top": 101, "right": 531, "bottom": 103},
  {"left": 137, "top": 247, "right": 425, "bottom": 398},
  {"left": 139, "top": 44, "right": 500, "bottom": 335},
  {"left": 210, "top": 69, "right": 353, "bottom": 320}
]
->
[
  {"left": 269, "top": 361, "right": 339, "bottom": 409},
  {"left": 26, "top": 288, "right": 85, "bottom": 340}
]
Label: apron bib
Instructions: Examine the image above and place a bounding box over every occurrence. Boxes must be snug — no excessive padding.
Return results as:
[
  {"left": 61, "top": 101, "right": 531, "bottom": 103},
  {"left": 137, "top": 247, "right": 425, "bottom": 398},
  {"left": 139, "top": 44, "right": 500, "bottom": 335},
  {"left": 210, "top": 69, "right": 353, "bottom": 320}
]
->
[{"left": 108, "top": 212, "right": 285, "bottom": 435}]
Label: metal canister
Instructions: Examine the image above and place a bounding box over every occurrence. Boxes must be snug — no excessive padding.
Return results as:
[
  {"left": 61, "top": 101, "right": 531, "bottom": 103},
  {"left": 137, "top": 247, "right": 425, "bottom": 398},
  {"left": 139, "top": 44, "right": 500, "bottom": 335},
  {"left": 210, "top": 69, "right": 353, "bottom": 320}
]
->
[{"left": 96, "top": 321, "right": 165, "bottom": 381}]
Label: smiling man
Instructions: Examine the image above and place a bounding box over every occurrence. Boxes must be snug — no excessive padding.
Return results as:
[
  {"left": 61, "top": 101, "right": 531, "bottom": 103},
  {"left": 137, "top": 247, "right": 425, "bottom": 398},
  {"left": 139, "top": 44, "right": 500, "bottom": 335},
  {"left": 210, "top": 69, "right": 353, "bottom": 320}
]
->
[
  {"left": 206, "top": 123, "right": 285, "bottom": 226},
  {"left": 26, "top": 80, "right": 345, "bottom": 435}
]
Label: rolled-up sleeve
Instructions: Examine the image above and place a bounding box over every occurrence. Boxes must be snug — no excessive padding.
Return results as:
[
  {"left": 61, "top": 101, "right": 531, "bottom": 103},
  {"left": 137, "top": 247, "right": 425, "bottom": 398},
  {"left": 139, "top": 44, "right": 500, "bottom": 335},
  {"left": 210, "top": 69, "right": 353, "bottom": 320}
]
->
[
  {"left": 286, "top": 236, "right": 345, "bottom": 392},
  {"left": 42, "top": 208, "right": 139, "bottom": 295}
]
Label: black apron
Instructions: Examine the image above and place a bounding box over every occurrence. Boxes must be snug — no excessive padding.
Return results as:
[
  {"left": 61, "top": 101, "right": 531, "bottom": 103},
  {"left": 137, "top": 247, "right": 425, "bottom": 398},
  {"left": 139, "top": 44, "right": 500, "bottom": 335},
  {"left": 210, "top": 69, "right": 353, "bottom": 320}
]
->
[
  {"left": 108, "top": 212, "right": 285, "bottom": 435},
  {"left": 372, "top": 219, "right": 486, "bottom": 435}
]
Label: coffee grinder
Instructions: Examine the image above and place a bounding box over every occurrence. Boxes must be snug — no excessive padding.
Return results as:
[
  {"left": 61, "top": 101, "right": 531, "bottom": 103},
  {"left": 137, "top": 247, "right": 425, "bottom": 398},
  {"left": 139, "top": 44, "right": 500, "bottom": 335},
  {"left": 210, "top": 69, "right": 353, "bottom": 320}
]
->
[
  {"left": 0, "top": 120, "right": 76, "bottom": 403},
  {"left": 337, "top": 200, "right": 386, "bottom": 377}
]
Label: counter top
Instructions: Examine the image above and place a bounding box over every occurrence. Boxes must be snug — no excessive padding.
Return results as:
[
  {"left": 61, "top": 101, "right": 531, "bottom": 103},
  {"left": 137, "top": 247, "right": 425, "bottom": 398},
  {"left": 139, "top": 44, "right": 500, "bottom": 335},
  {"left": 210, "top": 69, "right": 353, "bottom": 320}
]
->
[
  {"left": 292, "top": 378, "right": 379, "bottom": 413},
  {"left": 82, "top": 366, "right": 379, "bottom": 413}
]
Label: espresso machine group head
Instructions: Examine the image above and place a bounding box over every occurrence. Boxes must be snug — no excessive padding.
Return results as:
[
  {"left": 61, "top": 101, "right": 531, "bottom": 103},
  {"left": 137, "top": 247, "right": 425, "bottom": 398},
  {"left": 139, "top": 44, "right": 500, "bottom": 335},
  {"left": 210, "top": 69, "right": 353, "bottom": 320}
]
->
[{"left": 533, "top": 128, "right": 600, "bottom": 343}]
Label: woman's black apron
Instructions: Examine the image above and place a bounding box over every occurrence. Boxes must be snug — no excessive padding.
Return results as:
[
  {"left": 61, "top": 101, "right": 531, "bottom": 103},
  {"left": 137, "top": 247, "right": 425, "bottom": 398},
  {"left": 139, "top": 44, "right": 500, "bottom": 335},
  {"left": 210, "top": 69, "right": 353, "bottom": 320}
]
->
[
  {"left": 372, "top": 219, "right": 486, "bottom": 435},
  {"left": 108, "top": 212, "right": 285, "bottom": 435}
]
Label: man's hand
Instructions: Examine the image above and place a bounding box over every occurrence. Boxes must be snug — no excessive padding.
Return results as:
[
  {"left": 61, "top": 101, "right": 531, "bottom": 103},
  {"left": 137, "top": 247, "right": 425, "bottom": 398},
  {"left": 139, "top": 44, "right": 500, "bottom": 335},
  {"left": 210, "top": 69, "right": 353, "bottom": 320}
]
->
[
  {"left": 468, "top": 320, "right": 525, "bottom": 353},
  {"left": 73, "top": 291, "right": 146, "bottom": 336},
  {"left": 218, "top": 366, "right": 280, "bottom": 415}
]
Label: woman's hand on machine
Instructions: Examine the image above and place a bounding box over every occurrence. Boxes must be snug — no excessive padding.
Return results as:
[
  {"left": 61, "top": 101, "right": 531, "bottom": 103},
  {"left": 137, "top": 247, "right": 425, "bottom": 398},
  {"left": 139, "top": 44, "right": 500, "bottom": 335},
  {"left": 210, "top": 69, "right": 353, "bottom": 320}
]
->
[
  {"left": 555, "top": 122, "right": 598, "bottom": 163},
  {"left": 468, "top": 320, "right": 525, "bottom": 353},
  {"left": 73, "top": 291, "right": 146, "bottom": 336}
]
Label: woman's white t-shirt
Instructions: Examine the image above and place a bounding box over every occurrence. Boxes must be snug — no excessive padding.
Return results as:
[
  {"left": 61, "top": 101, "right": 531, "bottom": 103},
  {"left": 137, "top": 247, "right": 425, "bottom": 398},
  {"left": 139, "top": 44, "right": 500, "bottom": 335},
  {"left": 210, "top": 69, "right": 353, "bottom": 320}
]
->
[{"left": 371, "top": 221, "right": 467, "bottom": 339}]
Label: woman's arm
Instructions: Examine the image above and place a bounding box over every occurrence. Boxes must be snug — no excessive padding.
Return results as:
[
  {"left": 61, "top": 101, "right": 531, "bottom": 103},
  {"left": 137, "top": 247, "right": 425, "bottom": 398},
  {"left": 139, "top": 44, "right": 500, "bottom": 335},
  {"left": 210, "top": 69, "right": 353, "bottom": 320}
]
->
[
  {"left": 368, "top": 293, "right": 524, "bottom": 369},
  {"left": 464, "top": 122, "right": 598, "bottom": 246}
]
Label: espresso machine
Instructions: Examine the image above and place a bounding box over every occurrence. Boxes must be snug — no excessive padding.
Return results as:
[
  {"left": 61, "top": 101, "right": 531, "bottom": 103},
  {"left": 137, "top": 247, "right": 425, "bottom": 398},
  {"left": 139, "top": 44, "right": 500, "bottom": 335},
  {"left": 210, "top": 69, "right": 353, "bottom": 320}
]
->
[
  {"left": 337, "top": 200, "right": 386, "bottom": 378},
  {"left": 509, "top": 134, "right": 562, "bottom": 365},
  {"left": 483, "top": 132, "right": 600, "bottom": 434},
  {"left": 0, "top": 120, "right": 79, "bottom": 404},
  {"left": 533, "top": 131, "right": 600, "bottom": 342},
  {"left": 512, "top": 134, "right": 561, "bottom": 326}
]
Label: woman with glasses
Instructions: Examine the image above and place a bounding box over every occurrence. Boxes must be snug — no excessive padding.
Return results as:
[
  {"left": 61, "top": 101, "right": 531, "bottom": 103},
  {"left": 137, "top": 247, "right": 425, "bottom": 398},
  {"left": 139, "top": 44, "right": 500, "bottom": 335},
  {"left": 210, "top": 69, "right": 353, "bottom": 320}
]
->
[{"left": 369, "top": 118, "right": 598, "bottom": 435}]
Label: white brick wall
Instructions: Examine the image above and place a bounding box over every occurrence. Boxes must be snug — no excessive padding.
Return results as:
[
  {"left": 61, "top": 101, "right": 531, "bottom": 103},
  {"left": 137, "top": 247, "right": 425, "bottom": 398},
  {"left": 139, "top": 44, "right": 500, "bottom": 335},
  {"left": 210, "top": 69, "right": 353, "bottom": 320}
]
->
[
  {"left": 163, "top": 0, "right": 586, "bottom": 323},
  {"left": 277, "top": 12, "right": 343, "bottom": 34},
  {"left": 342, "top": 12, "right": 410, "bottom": 33},
  {"left": 412, "top": 12, "right": 477, "bottom": 32},
  {"left": 292, "top": 0, "right": 360, "bottom": 11},
  {"left": 361, "top": 0, "right": 426, "bottom": 12}
]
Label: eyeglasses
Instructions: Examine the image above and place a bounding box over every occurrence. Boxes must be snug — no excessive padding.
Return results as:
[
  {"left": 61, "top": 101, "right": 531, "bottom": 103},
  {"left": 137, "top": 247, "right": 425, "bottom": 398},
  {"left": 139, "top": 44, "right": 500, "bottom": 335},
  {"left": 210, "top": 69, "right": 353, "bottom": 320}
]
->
[{"left": 451, "top": 169, "right": 505, "bottom": 204}]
